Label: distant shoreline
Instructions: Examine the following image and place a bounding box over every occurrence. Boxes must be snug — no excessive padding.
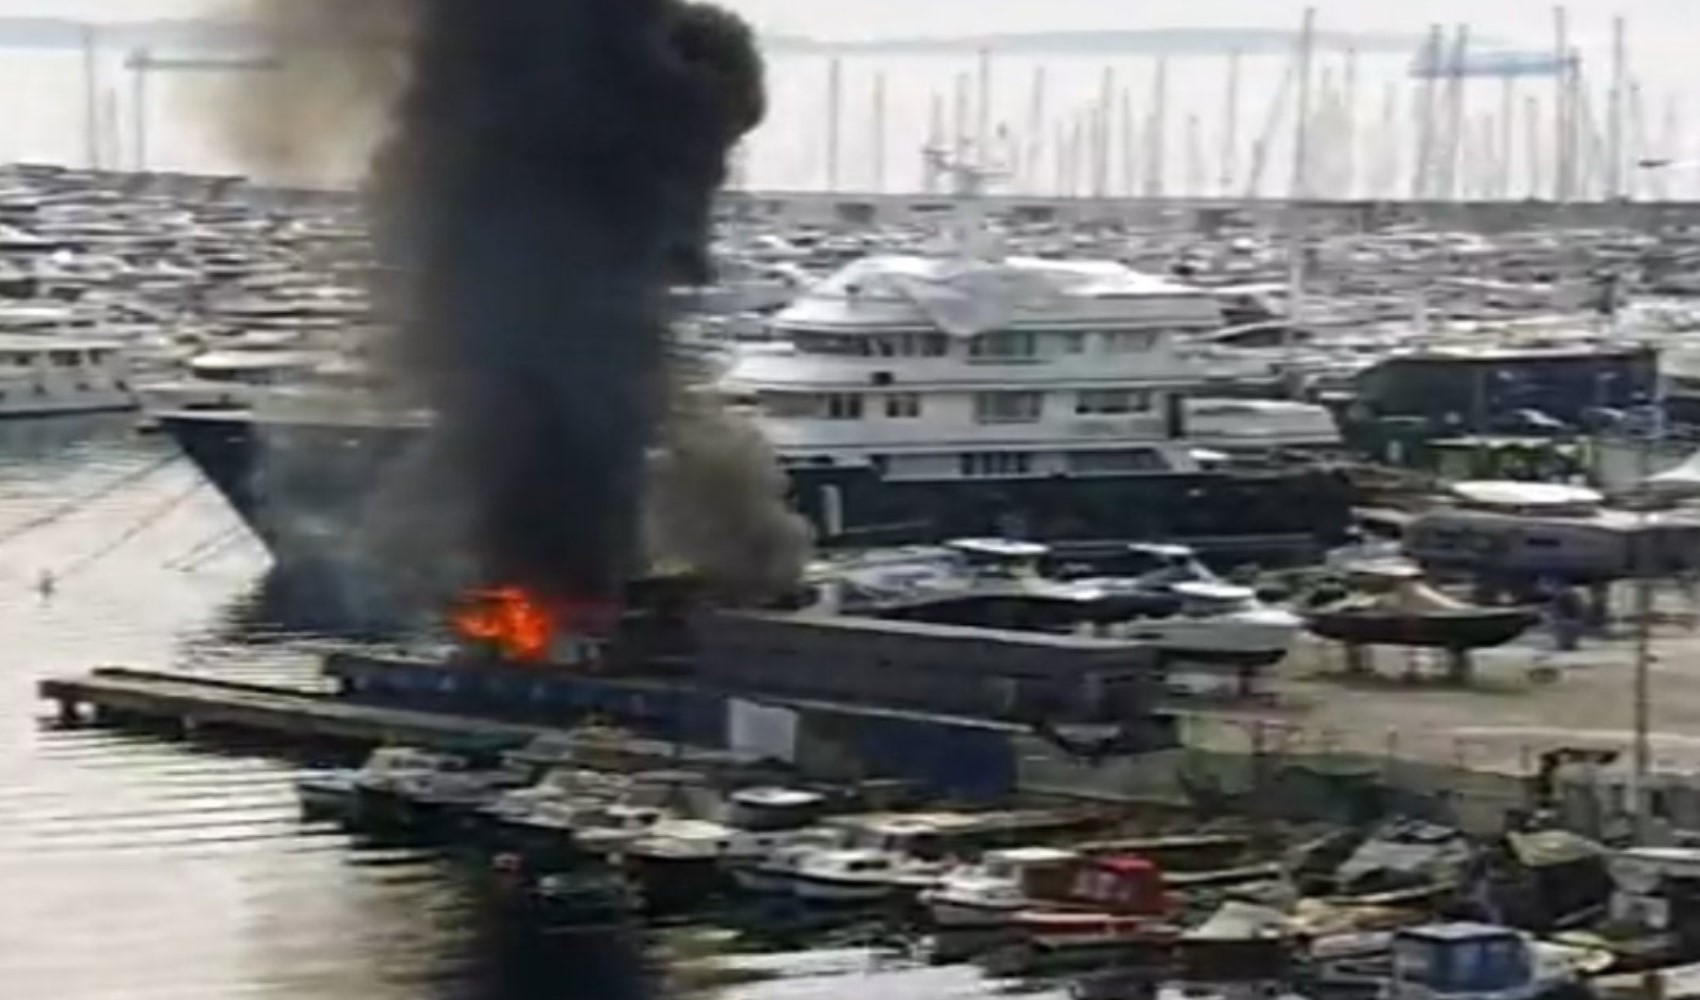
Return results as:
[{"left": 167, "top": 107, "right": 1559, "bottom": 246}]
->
[{"left": 4, "top": 17, "right": 1434, "bottom": 57}]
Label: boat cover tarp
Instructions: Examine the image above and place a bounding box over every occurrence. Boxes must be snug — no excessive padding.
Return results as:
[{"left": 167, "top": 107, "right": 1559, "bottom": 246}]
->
[
  {"left": 1505, "top": 829, "right": 1605, "bottom": 869},
  {"left": 1335, "top": 820, "right": 1475, "bottom": 895}
]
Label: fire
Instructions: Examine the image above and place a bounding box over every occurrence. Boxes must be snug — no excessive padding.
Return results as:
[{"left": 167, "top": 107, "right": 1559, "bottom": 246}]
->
[{"left": 452, "top": 586, "right": 557, "bottom": 663}]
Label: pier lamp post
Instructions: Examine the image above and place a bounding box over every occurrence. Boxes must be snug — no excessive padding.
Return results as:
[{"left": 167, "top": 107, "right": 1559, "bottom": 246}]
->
[{"left": 1627, "top": 383, "right": 1665, "bottom": 843}]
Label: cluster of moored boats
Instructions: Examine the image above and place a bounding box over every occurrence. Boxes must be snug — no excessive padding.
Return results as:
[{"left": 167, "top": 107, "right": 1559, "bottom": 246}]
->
[{"left": 292, "top": 740, "right": 1700, "bottom": 999}]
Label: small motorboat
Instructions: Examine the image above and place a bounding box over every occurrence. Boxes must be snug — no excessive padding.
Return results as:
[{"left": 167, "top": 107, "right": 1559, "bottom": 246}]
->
[
  {"left": 294, "top": 746, "right": 470, "bottom": 827},
  {"left": 782, "top": 847, "right": 949, "bottom": 905},
  {"left": 1304, "top": 566, "right": 1538, "bottom": 650},
  {"left": 921, "top": 846, "right": 1081, "bottom": 929},
  {"left": 727, "top": 829, "right": 848, "bottom": 895}
]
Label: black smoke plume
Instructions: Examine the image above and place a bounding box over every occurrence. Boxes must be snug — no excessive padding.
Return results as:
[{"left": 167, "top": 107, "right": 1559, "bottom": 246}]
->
[
  {"left": 373, "top": 0, "right": 769, "bottom": 605},
  {"left": 228, "top": 0, "right": 806, "bottom": 612}
]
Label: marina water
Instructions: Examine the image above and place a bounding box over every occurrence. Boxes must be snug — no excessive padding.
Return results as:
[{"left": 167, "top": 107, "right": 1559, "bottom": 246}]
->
[{"left": 0, "top": 415, "right": 654, "bottom": 1000}]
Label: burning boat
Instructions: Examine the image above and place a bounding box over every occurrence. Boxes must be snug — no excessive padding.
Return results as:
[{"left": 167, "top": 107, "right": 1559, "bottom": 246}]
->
[{"left": 325, "top": 573, "right": 1179, "bottom": 801}]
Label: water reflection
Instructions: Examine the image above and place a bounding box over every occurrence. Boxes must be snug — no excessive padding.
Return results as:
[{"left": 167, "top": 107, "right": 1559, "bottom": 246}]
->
[{"left": 0, "top": 415, "right": 661, "bottom": 1000}]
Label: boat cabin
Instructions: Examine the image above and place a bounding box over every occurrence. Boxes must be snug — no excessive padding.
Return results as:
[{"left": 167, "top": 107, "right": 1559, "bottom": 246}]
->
[
  {"left": 725, "top": 787, "right": 826, "bottom": 832},
  {"left": 1061, "top": 854, "right": 1172, "bottom": 916},
  {"left": 946, "top": 537, "right": 1050, "bottom": 578},
  {"left": 1056, "top": 542, "right": 1217, "bottom": 585},
  {"left": 1390, "top": 923, "right": 1536, "bottom": 1000},
  {"left": 979, "top": 846, "right": 1081, "bottom": 896},
  {"left": 1611, "top": 847, "right": 1700, "bottom": 950},
  {"left": 1171, "top": 580, "right": 1263, "bottom": 619}
]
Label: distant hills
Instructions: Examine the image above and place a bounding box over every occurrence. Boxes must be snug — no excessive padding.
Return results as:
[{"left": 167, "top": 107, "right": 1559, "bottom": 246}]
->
[{"left": 1, "top": 18, "right": 1435, "bottom": 57}]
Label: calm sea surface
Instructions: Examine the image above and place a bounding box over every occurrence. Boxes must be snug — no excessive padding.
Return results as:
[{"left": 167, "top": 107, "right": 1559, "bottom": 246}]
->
[{"left": 0, "top": 415, "right": 658, "bottom": 1000}]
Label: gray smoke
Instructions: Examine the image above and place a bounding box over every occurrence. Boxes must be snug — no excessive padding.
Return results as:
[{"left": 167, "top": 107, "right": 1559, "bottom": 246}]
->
[
  {"left": 228, "top": 0, "right": 808, "bottom": 610},
  {"left": 649, "top": 386, "right": 811, "bottom": 603}
]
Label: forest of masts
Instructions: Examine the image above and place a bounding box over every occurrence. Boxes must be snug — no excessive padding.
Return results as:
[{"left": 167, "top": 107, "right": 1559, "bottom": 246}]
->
[{"left": 734, "top": 7, "right": 1692, "bottom": 203}]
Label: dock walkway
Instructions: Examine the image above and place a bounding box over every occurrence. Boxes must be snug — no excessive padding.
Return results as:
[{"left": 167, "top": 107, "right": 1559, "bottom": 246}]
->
[{"left": 39, "top": 667, "right": 555, "bottom": 751}]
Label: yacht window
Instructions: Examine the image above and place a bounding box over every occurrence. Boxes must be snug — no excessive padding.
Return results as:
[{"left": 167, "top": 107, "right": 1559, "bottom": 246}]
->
[
  {"left": 50, "top": 350, "right": 81, "bottom": 367},
  {"left": 825, "top": 393, "right": 864, "bottom": 420},
  {"left": 884, "top": 393, "right": 922, "bottom": 418},
  {"left": 960, "top": 452, "right": 1033, "bottom": 477},
  {"left": 974, "top": 391, "right": 1043, "bottom": 424},
  {"left": 969, "top": 331, "right": 1038, "bottom": 360},
  {"left": 1104, "top": 331, "right": 1156, "bottom": 353},
  {"left": 1067, "top": 450, "right": 1168, "bottom": 474},
  {"left": 758, "top": 393, "right": 820, "bottom": 418},
  {"left": 919, "top": 334, "right": 948, "bottom": 357},
  {"left": 1058, "top": 332, "right": 1086, "bottom": 354},
  {"left": 1076, "top": 390, "right": 1150, "bottom": 415},
  {"left": 795, "top": 333, "right": 861, "bottom": 356}
]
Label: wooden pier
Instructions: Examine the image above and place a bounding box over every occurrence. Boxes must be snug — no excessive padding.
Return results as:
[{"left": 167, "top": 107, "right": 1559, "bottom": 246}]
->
[
  {"left": 39, "top": 667, "right": 558, "bottom": 752},
  {"left": 37, "top": 667, "right": 798, "bottom": 776}
]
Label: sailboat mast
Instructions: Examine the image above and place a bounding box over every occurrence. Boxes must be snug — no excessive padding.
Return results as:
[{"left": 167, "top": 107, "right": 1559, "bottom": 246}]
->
[
  {"left": 1554, "top": 5, "right": 1572, "bottom": 202},
  {"left": 825, "top": 56, "right": 843, "bottom": 191},
  {"left": 1144, "top": 58, "right": 1169, "bottom": 198},
  {"left": 1607, "top": 14, "right": 1626, "bottom": 199},
  {"left": 871, "top": 71, "right": 887, "bottom": 193},
  {"left": 976, "top": 48, "right": 993, "bottom": 170},
  {"left": 1024, "top": 66, "right": 1047, "bottom": 193},
  {"left": 82, "top": 24, "right": 100, "bottom": 169},
  {"left": 1290, "top": 7, "right": 1317, "bottom": 200},
  {"left": 1220, "top": 49, "right": 1242, "bottom": 196}
]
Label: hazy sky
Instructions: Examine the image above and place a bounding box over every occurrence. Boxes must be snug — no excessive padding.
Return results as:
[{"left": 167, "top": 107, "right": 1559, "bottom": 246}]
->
[{"left": 21, "top": 0, "right": 1699, "bottom": 50}]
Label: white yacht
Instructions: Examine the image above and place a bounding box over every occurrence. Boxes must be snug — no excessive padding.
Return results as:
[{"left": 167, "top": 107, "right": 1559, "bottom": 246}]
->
[
  {"left": 0, "top": 336, "right": 134, "bottom": 416},
  {"left": 721, "top": 248, "right": 1346, "bottom": 548}
]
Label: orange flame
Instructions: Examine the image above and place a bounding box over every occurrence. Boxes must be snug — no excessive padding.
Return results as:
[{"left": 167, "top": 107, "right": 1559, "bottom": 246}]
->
[{"left": 452, "top": 586, "right": 557, "bottom": 663}]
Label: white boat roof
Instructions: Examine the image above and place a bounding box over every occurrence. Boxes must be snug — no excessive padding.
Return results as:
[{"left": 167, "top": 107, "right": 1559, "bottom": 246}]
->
[
  {"left": 985, "top": 846, "right": 1078, "bottom": 864},
  {"left": 776, "top": 254, "right": 1220, "bottom": 336},
  {"left": 1450, "top": 481, "right": 1604, "bottom": 510},
  {"left": 1127, "top": 542, "right": 1198, "bottom": 558},
  {"left": 731, "top": 787, "right": 823, "bottom": 809},
  {"left": 1172, "top": 581, "right": 1256, "bottom": 602},
  {"left": 190, "top": 350, "right": 327, "bottom": 371},
  {"left": 946, "top": 538, "right": 1050, "bottom": 559},
  {"left": 0, "top": 334, "right": 120, "bottom": 352}
]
